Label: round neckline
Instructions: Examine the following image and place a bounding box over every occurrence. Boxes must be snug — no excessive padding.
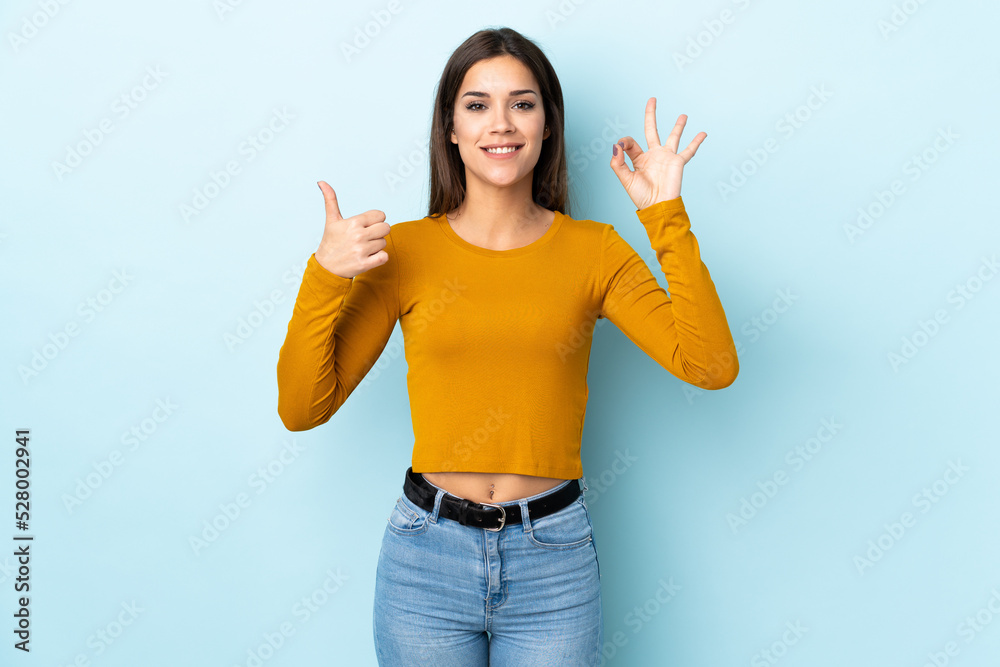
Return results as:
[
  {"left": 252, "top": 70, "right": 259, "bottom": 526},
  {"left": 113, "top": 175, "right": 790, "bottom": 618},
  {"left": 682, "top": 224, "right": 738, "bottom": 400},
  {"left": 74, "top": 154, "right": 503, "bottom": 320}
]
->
[{"left": 437, "top": 209, "right": 564, "bottom": 257}]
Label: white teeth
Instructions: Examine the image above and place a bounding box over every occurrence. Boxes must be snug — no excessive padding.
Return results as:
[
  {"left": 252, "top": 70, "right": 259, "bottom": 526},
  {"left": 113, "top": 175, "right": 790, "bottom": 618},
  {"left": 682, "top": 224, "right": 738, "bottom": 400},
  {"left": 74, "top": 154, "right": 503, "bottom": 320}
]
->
[{"left": 485, "top": 146, "right": 520, "bottom": 154}]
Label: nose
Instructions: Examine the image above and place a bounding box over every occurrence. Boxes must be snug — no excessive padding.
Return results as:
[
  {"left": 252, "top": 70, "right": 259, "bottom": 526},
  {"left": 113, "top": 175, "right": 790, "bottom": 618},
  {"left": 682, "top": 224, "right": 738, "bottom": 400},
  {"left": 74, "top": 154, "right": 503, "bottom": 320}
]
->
[{"left": 488, "top": 106, "right": 516, "bottom": 134}]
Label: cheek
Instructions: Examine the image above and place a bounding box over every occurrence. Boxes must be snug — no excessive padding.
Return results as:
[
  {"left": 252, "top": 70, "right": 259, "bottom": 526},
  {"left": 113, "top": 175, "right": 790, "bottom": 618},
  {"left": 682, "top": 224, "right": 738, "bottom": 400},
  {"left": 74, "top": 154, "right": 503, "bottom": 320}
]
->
[{"left": 527, "top": 113, "right": 546, "bottom": 134}]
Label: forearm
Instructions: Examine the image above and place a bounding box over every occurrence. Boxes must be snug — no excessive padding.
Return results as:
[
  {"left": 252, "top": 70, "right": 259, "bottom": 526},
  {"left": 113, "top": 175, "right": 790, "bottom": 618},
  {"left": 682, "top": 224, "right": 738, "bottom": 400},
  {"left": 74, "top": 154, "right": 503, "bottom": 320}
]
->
[
  {"left": 276, "top": 254, "right": 355, "bottom": 430},
  {"left": 636, "top": 198, "right": 739, "bottom": 388}
]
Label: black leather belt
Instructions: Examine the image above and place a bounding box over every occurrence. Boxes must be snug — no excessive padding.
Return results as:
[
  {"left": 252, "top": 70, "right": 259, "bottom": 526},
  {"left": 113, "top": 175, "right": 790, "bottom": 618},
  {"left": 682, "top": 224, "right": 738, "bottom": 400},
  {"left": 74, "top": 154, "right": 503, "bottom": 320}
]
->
[{"left": 403, "top": 466, "right": 581, "bottom": 532}]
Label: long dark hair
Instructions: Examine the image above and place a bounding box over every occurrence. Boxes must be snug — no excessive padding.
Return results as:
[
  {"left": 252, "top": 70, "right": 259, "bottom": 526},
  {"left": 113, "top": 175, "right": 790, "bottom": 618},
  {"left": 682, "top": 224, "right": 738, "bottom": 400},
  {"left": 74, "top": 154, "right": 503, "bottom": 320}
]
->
[{"left": 427, "top": 27, "right": 570, "bottom": 219}]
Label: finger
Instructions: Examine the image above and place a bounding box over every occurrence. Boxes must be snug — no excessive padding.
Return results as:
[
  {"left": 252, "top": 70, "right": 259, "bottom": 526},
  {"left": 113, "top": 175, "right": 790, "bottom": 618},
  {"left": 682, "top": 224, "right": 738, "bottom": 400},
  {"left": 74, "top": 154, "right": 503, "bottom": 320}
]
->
[
  {"left": 362, "top": 249, "right": 390, "bottom": 271},
  {"left": 358, "top": 232, "right": 389, "bottom": 263},
  {"left": 347, "top": 211, "right": 390, "bottom": 262},
  {"left": 617, "top": 136, "right": 643, "bottom": 165},
  {"left": 609, "top": 139, "right": 633, "bottom": 189},
  {"left": 317, "top": 180, "right": 343, "bottom": 222},
  {"left": 644, "top": 97, "right": 661, "bottom": 148},
  {"left": 678, "top": 131, "right": 708, "bottom": 162},
  {"left": 353, "top": 210, "right": 389, "bottom": 245},
  {"left": 359, "top": 219, "right": 391, "bottom": 264},
  {"left": 665, "top": 114, "right": 687, "bottom": 153},
  {"left": 360, "top": 218, "right": 391, "bottom": 243}
]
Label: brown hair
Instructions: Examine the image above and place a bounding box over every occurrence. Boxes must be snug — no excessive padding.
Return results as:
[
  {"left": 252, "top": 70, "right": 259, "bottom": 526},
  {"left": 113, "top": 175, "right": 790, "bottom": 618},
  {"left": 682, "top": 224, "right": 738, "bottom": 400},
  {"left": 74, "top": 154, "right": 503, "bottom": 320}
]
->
[{"left": 427, "top": 27, "right": 570, "bottom": 219}]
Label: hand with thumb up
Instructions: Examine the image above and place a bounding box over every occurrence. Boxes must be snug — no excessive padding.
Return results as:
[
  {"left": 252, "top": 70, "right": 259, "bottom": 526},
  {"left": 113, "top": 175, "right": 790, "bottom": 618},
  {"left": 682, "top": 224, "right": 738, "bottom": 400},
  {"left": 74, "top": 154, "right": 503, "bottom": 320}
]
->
[{"left": 314, "top": 180, "right": 392, "bottom": 279}]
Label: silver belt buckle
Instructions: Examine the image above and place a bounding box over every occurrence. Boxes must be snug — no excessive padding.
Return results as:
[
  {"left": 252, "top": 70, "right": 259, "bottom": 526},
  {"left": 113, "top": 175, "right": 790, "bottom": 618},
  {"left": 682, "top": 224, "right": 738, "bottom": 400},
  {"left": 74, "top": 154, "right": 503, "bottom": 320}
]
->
[{"left": 479, "top": 502, "right": 506, "bottom": 532}]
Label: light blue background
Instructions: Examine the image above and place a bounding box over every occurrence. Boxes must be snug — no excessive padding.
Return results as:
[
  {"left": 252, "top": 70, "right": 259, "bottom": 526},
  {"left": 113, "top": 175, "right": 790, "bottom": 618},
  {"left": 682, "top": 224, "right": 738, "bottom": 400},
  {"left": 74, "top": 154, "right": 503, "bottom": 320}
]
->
[{"left": 2, "top": 0, "right": 999, "bottom": 665}]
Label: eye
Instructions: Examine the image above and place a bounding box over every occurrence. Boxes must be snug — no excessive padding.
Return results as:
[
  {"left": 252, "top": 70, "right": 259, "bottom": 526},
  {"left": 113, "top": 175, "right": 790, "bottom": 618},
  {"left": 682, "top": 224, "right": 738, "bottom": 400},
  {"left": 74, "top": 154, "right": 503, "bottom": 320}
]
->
[{"left": 464, "top": 100, "right": 537, "bottom": 111}]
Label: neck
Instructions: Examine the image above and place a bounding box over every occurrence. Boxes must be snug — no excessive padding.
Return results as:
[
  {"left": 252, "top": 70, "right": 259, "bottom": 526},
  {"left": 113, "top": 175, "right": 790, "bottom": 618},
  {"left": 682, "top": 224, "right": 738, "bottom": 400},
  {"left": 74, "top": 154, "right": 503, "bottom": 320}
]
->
[{"left": 449, "top": 171, "right": 546, "bottom": 234}]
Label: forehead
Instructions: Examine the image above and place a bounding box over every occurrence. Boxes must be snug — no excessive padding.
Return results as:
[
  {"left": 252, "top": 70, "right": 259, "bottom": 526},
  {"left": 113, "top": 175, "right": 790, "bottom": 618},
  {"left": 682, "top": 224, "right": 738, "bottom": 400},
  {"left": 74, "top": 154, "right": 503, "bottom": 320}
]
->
[{"left": 459, "top": 55, "right": 538, "bottom": 92}]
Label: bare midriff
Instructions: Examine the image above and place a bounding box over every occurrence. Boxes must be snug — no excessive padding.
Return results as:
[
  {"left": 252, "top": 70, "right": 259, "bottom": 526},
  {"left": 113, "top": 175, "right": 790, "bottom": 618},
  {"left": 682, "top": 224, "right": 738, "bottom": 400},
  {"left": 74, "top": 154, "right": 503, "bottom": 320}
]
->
[{"left": 420, "top": 471, "right": 570, "bottom": 505}]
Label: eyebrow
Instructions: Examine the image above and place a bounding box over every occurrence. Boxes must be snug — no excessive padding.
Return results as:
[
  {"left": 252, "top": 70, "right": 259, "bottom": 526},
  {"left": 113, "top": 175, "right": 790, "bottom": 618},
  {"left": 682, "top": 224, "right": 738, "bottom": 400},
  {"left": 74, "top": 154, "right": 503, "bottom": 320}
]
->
[{"left": 461, "top": 89, "right": 538, "bottom": 99}]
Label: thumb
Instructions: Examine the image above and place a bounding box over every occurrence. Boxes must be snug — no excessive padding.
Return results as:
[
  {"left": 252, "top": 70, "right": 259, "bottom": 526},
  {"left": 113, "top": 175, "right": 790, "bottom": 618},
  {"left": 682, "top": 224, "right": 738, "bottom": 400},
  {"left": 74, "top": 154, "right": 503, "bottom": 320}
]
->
[{"left": 317, "top": 180, "right": 343, "bottom": 222}]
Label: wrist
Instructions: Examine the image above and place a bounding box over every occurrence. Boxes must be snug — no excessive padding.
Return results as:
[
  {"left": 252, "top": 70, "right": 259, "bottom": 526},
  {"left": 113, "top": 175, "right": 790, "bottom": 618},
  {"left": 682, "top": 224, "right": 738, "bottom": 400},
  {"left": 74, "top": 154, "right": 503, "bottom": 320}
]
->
[
  {"left": 312, "top": 252, "right": 353, "bottom": 281},
  {"left": 639, "top": 195, "right": 683, "bottom": 211}
]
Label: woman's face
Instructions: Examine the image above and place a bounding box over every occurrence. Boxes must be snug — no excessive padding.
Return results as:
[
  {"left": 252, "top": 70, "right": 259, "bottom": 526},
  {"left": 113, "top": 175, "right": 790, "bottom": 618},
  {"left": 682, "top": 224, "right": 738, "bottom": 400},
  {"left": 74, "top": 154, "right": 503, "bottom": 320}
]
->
[{"left": 450, "top": 54, "right": 550, "bottom": 192}]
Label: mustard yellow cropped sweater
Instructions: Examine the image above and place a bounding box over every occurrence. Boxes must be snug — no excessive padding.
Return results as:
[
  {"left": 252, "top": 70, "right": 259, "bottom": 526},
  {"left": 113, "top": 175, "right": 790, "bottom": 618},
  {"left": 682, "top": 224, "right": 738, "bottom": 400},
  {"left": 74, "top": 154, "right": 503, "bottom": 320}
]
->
[{"left": 276, "top": 197, "right": 738, "bottom": 479}]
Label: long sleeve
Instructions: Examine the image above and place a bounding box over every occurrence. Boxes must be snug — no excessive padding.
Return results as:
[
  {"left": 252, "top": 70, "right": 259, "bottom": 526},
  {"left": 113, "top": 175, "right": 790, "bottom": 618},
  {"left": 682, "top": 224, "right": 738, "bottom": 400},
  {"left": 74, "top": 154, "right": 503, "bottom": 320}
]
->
[
  {"left": 276, "top": 232, "right": 401, "bottom": 430},
  {"left": 600, "top": 196, "right": 739, "bottom": 389}
]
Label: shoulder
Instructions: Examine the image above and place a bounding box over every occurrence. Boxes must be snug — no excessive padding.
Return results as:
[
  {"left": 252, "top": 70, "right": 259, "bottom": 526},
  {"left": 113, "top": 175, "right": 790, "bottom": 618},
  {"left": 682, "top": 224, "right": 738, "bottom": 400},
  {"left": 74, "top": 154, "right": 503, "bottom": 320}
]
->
[
  {"left": 557, "top": 210, "right": 632, "bottom": 254},
  {"left": 384, "top": 213, "right": 436, "bottom": 233},
  {"left": 381, "top": 213, "right": 441, "bottom": 248},
  {"left": 556, "top": 209, "right": 615, "bottom": 241}
]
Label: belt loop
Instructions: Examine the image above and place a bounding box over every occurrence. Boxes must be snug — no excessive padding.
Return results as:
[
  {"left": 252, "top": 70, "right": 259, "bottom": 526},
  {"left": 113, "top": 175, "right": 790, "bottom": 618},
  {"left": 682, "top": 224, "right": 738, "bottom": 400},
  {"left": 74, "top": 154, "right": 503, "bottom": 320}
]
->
[
  {"left": 519, "top": 497, "right": 531, "bottom": 531},
  {"left": 580, "top": 475, "right": 589, "bottom": 493},
  {"left": 458, "top": 498, "right": 470, "bottom": 526},
  {"left": 431, "top": 489, "right": 444, "bottom": 522}
]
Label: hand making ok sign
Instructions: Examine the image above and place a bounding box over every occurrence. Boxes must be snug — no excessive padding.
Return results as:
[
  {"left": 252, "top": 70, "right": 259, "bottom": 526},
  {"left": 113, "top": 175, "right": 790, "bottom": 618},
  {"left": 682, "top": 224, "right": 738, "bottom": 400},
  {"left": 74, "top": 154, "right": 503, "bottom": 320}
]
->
[{"left": 610, "top": 97, "right": 707, "bottom": 209}]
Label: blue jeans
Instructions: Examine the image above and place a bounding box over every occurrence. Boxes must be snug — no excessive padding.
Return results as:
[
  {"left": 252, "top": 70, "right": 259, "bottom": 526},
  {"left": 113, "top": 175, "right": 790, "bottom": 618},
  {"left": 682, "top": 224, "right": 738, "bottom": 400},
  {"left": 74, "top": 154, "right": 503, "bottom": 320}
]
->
[{"left": 373, "top": 472, "right": 603, "bottom": 665}]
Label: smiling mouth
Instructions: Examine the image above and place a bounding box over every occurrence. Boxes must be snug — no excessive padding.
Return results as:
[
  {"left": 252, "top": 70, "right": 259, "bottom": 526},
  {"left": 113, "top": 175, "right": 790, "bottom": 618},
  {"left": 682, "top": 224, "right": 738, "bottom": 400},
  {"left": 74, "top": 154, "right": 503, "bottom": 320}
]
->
[{"left": 482, "top": 145, "right": 523, "bottom": 154}]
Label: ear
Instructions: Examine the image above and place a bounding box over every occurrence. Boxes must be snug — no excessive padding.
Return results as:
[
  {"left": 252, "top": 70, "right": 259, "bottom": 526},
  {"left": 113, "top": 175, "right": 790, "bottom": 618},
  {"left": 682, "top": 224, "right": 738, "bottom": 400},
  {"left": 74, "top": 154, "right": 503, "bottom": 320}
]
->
[
  {"left": 451, "top": 128, "right": 458, "bottom": 144},
  {"left": 543, "top": 125, "right": 551, "bottom": 140}
]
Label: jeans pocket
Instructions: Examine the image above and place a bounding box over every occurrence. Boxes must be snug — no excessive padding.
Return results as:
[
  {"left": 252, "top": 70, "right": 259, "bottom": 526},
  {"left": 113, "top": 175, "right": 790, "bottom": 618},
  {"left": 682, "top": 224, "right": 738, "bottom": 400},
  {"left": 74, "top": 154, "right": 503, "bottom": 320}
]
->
[
  {"left": 386, "top": 494, "right": 430, "bottom": 536},
  {"left": 526, "top": 497, "right": 593, "bottom": 550}
]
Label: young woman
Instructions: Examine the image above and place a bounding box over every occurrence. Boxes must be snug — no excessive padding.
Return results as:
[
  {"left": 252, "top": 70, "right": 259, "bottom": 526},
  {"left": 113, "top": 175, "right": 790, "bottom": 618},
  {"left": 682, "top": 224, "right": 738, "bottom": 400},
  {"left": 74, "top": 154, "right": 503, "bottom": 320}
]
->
[{"left": 276, "top": 26, "right": 739, "bottom": 666}]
